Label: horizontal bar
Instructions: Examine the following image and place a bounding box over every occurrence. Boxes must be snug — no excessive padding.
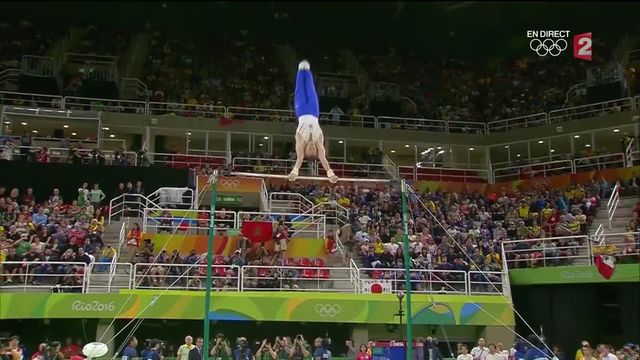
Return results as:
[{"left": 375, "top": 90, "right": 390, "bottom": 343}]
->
[{"left": 229, "top": 172, "right": 391, "bottom": 183}]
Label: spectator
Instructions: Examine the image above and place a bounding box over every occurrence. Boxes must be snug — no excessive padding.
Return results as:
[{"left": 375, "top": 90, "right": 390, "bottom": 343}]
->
[
  {"left": 356, "top": 344, "right": 371, "bottom": 360},
  {"left": 126, "top": 223, "right": 142, "bottom": 265},
  {"left": 188, "top": 338, "right": 204, "bottom": 360},
  {"left": 471, "top": 338, "right": 488, "bottom": 360},
  {"left": 88, "top": 183, "right": 106, "bottom": 210},
  {"left": 458, "top": 345, "right": 473, "bottom": 360},
  {"left": 121, "top": 337, "right": 138, "bottom": 360}
]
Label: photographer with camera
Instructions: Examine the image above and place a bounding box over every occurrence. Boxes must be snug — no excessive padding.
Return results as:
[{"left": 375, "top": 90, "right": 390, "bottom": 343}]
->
[
  {"left": 211, "top": 334, "right": 232, "bottom": 360},
  {"left": 256, "top": 339, "right": 277, "bottom": 360},
  {"left": 273, "top": 337, "right": 293, "bottom": 360},
  {"left": 2, "top": 336, "right": 23, "bottom": 360},
  {"left": 312, "top": 337, "right": 331, "bottom": 360},
  {"left": 232, "top": 338, "right": 253, "bottom": 360},
  {"left": 42, "top": 342, "right": 64, "bottom": 360},
  {"left": 290, "top": 335, "right": 311, "bottom": 360}
]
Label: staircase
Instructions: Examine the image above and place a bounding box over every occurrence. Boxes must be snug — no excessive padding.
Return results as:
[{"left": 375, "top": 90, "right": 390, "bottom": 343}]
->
[{"left": 590, "top": 196, "right": 637, "bottom": 236}]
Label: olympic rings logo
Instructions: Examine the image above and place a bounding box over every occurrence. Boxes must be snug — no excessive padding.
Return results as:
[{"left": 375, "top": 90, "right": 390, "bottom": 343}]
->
[
  {"left": 529, "top": 38, "right": 568, "bottom": 57},
  {"left": 314, "top": 304, "right": 342, "bottom": 318},
  {"left": 218, "top": 179, "right": 240, "bottom": 188}
]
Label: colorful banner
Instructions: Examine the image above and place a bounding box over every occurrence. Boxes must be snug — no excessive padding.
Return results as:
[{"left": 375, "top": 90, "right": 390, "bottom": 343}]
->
[
  {"left": 144, "top": 233, "right": 326, "bottom": 258},
  {"left": 0, "top": 292, "right": 515, "bottom": 326},
  {"left": 197, "top": 176, "right": 263, "bottom": 194},
  {"left": 509, "top": 264, "right": 640, "bottom": 286},
  {"left": 410, "top": 165, "right": 640, "bottom": 194}
]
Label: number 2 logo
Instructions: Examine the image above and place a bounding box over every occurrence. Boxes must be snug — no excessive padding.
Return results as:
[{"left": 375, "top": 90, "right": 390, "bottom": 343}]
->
[{"left": 573, "top": 32, "right": 592, "bottom": 61}]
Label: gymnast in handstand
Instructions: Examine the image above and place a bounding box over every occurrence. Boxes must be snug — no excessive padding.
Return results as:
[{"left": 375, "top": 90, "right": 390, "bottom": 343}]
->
[{"left": 288, "top": 60, "right": 338, "bottom": 183}]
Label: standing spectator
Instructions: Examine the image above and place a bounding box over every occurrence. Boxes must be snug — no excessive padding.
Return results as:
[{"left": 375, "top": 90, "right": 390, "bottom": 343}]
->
[
  {"left": 312, "top": 337, "right": 330, "bottom": 360},
  {"left": 1, "top": 139, "right": 15, "bottom": 161},
  {"left": 471, "top": 338, "right": 488, "bottom": 360},
  {"left": 126, "top": 223, "right": 142, "bottom": 265},
  {"left": 458, "top": 345, "right": 474, "bottom": 360},
  {"left": 273, "top": 220, "right": 289, "bottom": 256},
  {"left": 233, "top": 338, "right": 253, "bottom": 360},
  {"left": 88, "top": 183, "right": 106, "bottom": 211},
  {"left": 424, "top": 337, "right": 442, "bottom": 360},
  {"left": 210, "top": 334, "right": 232, "bottom": 360},
  {"left": 356, "top": 345, "right": 371, "bottom": 360},
  {"left": 188, "top": 338, "right": 204, "bottom": 360},
  {"left": 177, "top": 336, "right": 194, "bottom": 360},
  {"left": 598, "top": 345, "right": 618, "bottom": 360},
  {"left": 344, "top": 340, "right": 356, "bottom": 358},
  {"left": 576, "top": 342, "right": 592, "bottom": 360},
  {"left": 486, "top": 344, "right": 504, "bottom": 360},
  {"left": 61, "top": 338, "right": 80, "bottom": 359},
  {"left": 553, "top": 345, "right": 566, "bottom": 360},
  {"left": 255, "top": 339, "right": 277, "bottom": 360},
  {"left": 121, "top": 337, "right": 138, "bottom": 360},
  {"left": 97, "top": 244, "right": 116, "bottom": 271}
]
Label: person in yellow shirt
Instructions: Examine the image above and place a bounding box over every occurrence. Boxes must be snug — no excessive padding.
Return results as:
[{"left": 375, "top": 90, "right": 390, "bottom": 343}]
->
[
  {"left": 373, "top": 239, "right": 384, "bottom": 255},
  {"left": 97, "top": 244, "right": 117, "bottom": 271},
  {"left": 177, "top": 336, "right": 195, "bottom": 360},
  {"left": 540, "top": 204, "right": 554, "bottom": 221},
  {"left": 337, "top": 196, "right": 350, "bottom": 207},
  {"left": 518, "top": 202, "right": 530, "bottom": 218}
]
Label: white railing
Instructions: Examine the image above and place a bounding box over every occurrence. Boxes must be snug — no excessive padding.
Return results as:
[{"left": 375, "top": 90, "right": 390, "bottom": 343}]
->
[
  {"left": 319, "top": 112, "right": 377, "bottom": 128},
  {"left": 232, "top": 157, "right": 299, "bottom": 175},
  {"left": 311, "top": 201, "right": 350, "bottom": 227},
  {"left": 147, "top": 187, "right": 196, "bottom": 209},
  {"left": 592, "top": 224, "right": 604, "bottom": 245},
  {"left": 0, "top": 261, "right": 87, "bottom": 293},
  {"left": 377, "top": 116, "right": 447, "bottom": 132},
  {"left": 0, "top": 145, "right": 138, "bottom": 166},
  {"left": 143, "top": 208, "right": 237, "bottom": 234},
  {"left": 400, "top": 165, "right": 490, "bottom": 183},
  {"left": 328, "top": 161, "right": 395, "bottom": 179},
  {"left": 269, "top": 192, "right": 315, "bottom": 214},
  {"left": 132, "top": 263, "right": 241, "bottom": 291},
  {"left": 592, "top": 232, "right": 640, "bottom": 262},
  {"left": 0, "top": 91, "right": 64, "bottom": 109},
  {"left": 237, "top": 211, "right": 326, "bottom": 239},
  {"left": 85, "top": 262, "right": 132, "bottom": 293},
  {"left": 625, "top": 138, "right": 635, "bottom": 168},
  {"left": 149, "top": 152, "right": 229, "bottom": 169},
  {"left": 148, "top": 102, "right": 226, "bottom": 119},
  {"left": 63, "top": 96, "right": 146, "bottom": 114},
  {"left": 501, "top": 236, "right": 592, "bottom": 268},
  {"left": 493, "top": 160, "right": 575, "bottom": 182},
  {"left": 573, "top": 153, "right": 625, "bottom": 172},
  {"left": 349, "top": 259, "right": 361, "bottom": 292},
  {"left": 107, "top": 193, "right": 162, "bottom": 224},
  {"left": 227, "top": 106, "right": 296, "bottom": 123},
  {"left": 487, "top": 113, "right": 548, "bottom": 133},
  {"left": 447, "top": 120, "right": 487, "bottom": 134},
  {"left": 606, "top": 184, "right": 621, "bottom": 230},
  {"left": 468, "top": 271, "right": 506, "bottom": 295},
  {"left": 259, "top": 178, "right": 269, "bottom": 212},
  {"left": 549, "top": 97, "right": 634, "bottom": 123},
  {"left": 358, "top": 268, "right": 470, "bottom": 295},
  {"left": 241, "top": 265, "right": 355, "bottom": 292}
]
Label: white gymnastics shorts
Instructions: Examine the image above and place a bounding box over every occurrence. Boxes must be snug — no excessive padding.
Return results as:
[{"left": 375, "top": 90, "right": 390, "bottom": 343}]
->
[{"left": 296, "top": 115, "right": 322, "bottom": 143}]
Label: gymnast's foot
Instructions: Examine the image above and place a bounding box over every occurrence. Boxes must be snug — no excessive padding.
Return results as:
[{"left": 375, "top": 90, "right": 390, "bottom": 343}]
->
[
  {"left": 327, "top": 169, "right": 338, "bottom": 184},
  {"left": 298, "top": 60, "right": 310, "bottom": 71},
  {"left": 288, "top": 167, "right": 299, "bottom": 182}
]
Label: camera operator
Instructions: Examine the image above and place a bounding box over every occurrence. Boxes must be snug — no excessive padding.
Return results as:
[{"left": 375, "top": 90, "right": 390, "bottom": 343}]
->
[
  {"left": 2, "top": 336, "right": 22, "bottom": 360},
  {"left": 256, "top": 339, "right": 277, "bottom": 360},
  {"left": 144, "top": 340, "right": 162, "bottom": 360},
  {"left": 122, "top": 337, "right": 139, "bottom": 360},
  {"left": 291, "top": 335, "right": 311, "bottom": 360},
  {"left": 233, "top": 338, "right": 253, "bottom": 360},
  {"left": 211, "top": 334, "right": 232, "bottom": 360},
  {"left": 43, "top": 342, "right": 64, "bottom": 360},
  {"left": 312, "top": 337, "right": 331, "bottom": 360},
  {"left": 274, "top": 337, "right": 293, "bottom": 359}
]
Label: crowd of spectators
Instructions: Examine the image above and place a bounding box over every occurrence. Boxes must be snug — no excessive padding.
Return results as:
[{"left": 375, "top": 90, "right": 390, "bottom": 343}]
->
[
  {"left": 0, "top": 20, "right": 63, "bottom": 71},
  {"left": 0, "top": 182, "right": 124, "bottom": 290}
]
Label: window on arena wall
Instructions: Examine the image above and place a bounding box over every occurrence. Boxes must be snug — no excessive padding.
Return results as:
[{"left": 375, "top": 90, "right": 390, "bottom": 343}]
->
[
  {"left": 550, "top": 135, "right": 571, "bottom": 161},
  {"left": 272, "top": 134, "right": 295, "bottom": 159},
  {"left": 326, "top": 138, "right": 346, "bottom": 162},
  {"left": 593, "top": 125, "right": 635, "bottom": 155},
  {"left": 187, "top": 131, "right": 207, "bottom": 155},
  {"left": 572, "top": 132, "right": 594, "bottom": 157},
  {"left": 207, "top": 131, "right": 228, "bottom": 156},
  {"left": 230, "top": 133, "right": 250, "bottom": 155},
  {"left": 528, "top": 138, "right": 551, "bottom": 163}
]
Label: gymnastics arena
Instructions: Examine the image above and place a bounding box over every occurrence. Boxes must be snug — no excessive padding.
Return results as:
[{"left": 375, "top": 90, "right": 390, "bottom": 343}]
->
[{"left": 0, "top": 2, "right": 639, "bottom": 360}]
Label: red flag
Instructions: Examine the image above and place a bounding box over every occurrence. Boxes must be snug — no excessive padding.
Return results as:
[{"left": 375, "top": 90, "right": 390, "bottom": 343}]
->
[
  {"left": 241, "top": 221, "right": 273, "bottom": 243},
  {"left": 595, "top": 254, "right": 616, "bottom": 280}
]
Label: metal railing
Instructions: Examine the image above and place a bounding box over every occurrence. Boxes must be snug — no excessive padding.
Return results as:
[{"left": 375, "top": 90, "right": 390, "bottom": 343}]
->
[
  {"left": 132, "top": 263, "right": 241, "bottom": 291},
  {"left": 548, "top": 97, "right": 634, "bottom": 123},
  {"left": 232, "top": 157, "right": 299, "bottom": 175},
  {"left": 269, "top": 192, "right": 314, "bottom": 214},
  {"left": 107, "top": 193, "right": 162, "bottom": 224},
  {"left": 143, "top": 208, "right": 237, "bottom": 234},
  {"left": 328, "top": 161, "right": 394, "bottom": 179},
  {"left": 311, "top": 201, "right": 350, "bottom": 227},
  {"left": 241, "top": 265, "right": 355, "bottom": 292},
  {"left": 148, "top": 102, "right": 225, "bottom": 119},
  {"left": 447, "top": 120, "right": 487, "bottom": 134},
  {"left": 148, "top": 152, "right": 229, "bottom": 169},
  {"left": 319, "top": 112, "right": 377, "bottom": 128},
  {"left": 573, "top": 153, "right": 625, "bottom": 172},
  {"left": 227, "top": 106, "right": 296, "bottom": 123},
  {"left": 493, "top": 160, "right": 575, "bottom": 182},
  {"left": 85, "top": 262, "right": 132, "bottom": 293},
  {"left": 501, "top": 236, "right": 592, "bottom": 269},
  {"left": 377, "top": 116, "right": 447, "bottom": 132},
  {"left": 0, "top": 91, "right": 63, "bottom": 109},
  {"left": 468, "top": 271, "right": 506, "bottom": 295},
  {"left": 237, "top": 211, "right": 326, "bottom": 239},
  {"left": 606, "top": 184, "right": 621, "bottom": 230},
  {"left": 147, "top": 187, "right": 196, "bottom": 209},
  {"left": 63, "top": 96, "right": 146, "bottom": 114},
  {"left": 592, "top": 232, "right": 640, "bottom": 263},
  {"left": 0, "top": 261, "right": 87, "bottom": 293},
  {"left": 487, "top": 113, "right": 548, "bottom": 133},
  {"left": 0, "top": 145, "right": 137, "bottom": 166},
  {"left": 400, "top": 165, "right": 490, "bottom": 183},
  {"left": 358, "top": 267, "right": 471, "bottom": 295}
]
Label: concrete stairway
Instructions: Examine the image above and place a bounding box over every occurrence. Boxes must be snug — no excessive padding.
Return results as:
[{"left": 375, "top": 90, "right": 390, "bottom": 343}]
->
[{"left": 590, "top": 197, "right": 637, "bottom": 236}]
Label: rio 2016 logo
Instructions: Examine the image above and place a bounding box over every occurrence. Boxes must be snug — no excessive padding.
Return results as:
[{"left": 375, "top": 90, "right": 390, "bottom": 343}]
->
[{"left": 71, "top": 300, "right": 116, "bottom": 312}]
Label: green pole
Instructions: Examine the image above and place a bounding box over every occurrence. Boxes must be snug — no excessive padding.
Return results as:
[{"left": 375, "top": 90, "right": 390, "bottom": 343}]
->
[
  {"left": 400, "top": 180, "right": 413, "bottom": 360},
  {"left": 203, "top": 171, "right": 219, "bottom": 360}
]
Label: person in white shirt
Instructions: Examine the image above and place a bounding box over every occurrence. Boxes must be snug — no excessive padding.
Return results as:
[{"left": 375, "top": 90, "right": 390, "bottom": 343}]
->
[
  {"left": 597, "top": 344, "right": 618, "bottom": 360},
  {"left": 486, "top": 344, "right": 506, "bottom": 360},
  {"left": 177, "top": 336, "right": 194, "bottom": 360},
  {"left": 496, "top": 343, "right": 510, "bottom": 360},
  {"left": 458, "top": 344, "right": 474, "bottom": 360},
  {"left": 472, "top": 338, "right": 489, "bottom": 360}
]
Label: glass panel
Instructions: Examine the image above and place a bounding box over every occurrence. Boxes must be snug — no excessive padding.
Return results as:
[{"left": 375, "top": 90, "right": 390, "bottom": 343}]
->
[
  {"left": 594, "top": 126, "right": 634, "bottom": 155},
  {"left": 468, "top": 146, "right": 486, "bottom": 169},
  {"left": 207, "top": 131, "right": 227, "bottom": 156},
  {"left": 549, "top": 134, "right": 571, "bottom": 161},
  {"left": 572, "top": 132, "right": 593, "bottom": 157},
  {"left": 529, "top": 138, "right": 551, "bottom": 162},
  {"left": 508, "top": 142, "right": 528, "bottom": 164},
  {"left": 230, "top": 133, "right": 250, "bottom": 156},
  {"left": 272, "top": 134, "right": 294, "bottom": 160},
  {"left": 346, "top": 139, "right": 377, "bottom": 163},
  {"left": 252, "top": 134, "right": 272, "bottom": 156},
  {"left": 382, "top": 142, "right": 415, "bottom": 166},
  {"left": 415, "top": 144, "right": 448, "bottom": 167},
  {"left": 489, "top": 145, "right": 509, "bottom": 167},
  {"left": 187, "top": 130, "right": 207, "bottom": 155},
  {"left": 326, "top": 138, "right": 346, "bottom": 161}
]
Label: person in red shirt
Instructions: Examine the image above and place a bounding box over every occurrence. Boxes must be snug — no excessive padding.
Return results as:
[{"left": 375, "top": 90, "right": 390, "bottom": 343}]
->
[
  {"left": 61, "top": 337, "right": 80, "bottom": 358},
  {"left": 325, "top": 229, "right": 337, "bottom": 254},
  {"left": 356, "top": 344, "right": 371, "bottom": 360},
  {"left": 126, "top": 223, "right": 142, "bottom": 264}
]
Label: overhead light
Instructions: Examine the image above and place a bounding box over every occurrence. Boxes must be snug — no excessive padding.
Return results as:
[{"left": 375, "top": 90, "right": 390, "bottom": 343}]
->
[
  {"left": 71, "top": 132, "right": 77, "bottom": 136},
  {"left": 3, "top": 121, "right": 10, "bottom": 125},
  {"left": 504, "top": 145, "right": 509, "bottom": 149},
  {"left": 263, "top": 136, "right": 269, "bottom": 140},
  {"left": 516, "top": 154, "right": 521, "bottom": 157},
  {"left": 574, "top": 135, "right": 580, "bottom": 139},
  {"left": 537, "top": 140, "right": 544, "bottom": 144},
  {"left": 436, "top": 146, "right": 442, "bottom": 150},
  {"left": 613, "top": 129, "right": 620, "bottom": 133},
  {"left": 258, "top": 143, "right": 264, "bottom": 147},
  {"left": 186, "top": 132, "right": 192, "bottom": 136},
  {"left": 404, "top": 144, "right": 410, "bottom": 148},
  {"left": 437, "top": 150, "right": 445, "bottom": 155},
  {"left": 338, "top": 140, "right": 344, "bottom": 144},
  {"left": 390, "top": 150, "right": 396, "bottom": 153},
  {"left": 421, "top": 148, "right": 433, "bottom": 155},
  {"left": 63, "top": 124, "right": 69, "bottom": 128},
  {"left": 32, "top": 130, "right": 38, "bottom": 134},
  {"left": 109, "top": 134, "right": 116, "bottom": 138},
  {"left": 102, "top": 127, "right": 110, "bottom": 131},
  {"left": 585, "top": 144, "right": 591, "bottom": 148},
  {"left": 469, "top": 147, "right": 475, "bottom": 151},
  {"left": 21, "top": 122, "right": 27, "bottom": 126},
  {"left": 550, "top": 149, "right": 556, "bottom": 153}
]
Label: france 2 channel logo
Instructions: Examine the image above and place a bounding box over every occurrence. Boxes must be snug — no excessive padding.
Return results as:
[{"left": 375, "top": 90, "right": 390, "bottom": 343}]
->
[{"left": 526, "top": 30, "right": 592, "bottom": 61}]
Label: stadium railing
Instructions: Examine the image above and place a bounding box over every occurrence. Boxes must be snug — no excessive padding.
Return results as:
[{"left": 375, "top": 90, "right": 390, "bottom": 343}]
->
[
  {"left": 606, "top": 184, "right": 621, "bottom": 230},
  {"left": 501, "top": 236, "right": 592, "bottom": 269},
  {"left": 593, "top": 232, "right": 640, "bottom": 263},
  {"left": 148, "top": 152, "right": 229, "bottom": 169},
  {"left": 358, "top": 267, "right": 473, "bottom": 295},
  {"left": 0, "top": 145, "right": 138, "bottom": 165},
  {"left": 376, "top": 116, "right": 447, "bottom": 132},
  {"left": 132, "top": 263, "right": 241, "bottom": 291},
  {"left": 0, "top": 261, "right": 87, "bottom": 293},
  {"left": 548, "top": 97, "right": 634, "bottom": 124},
  {"left": 493, "top": 159, "right": 575, "bottom": 182},
  {"left": 148, "top": 102, "right": 226, "bottom": 119},
  {"left": 237, "top": 211, "right": 326, "bottom": 239},
  {"left": 399, "top": 165, "right": 490, "bottom": 182},
  {"left": 241, "top": 265, "right": 355, "bottom": 292},
  {"left": 573, "top": 153, "right": 625, "bottom": 172},
  {"left": 63, "top": 96, "right": 146, "bottom": 114},
  {"left": 268, "top": 192, "right": 315, "bottom": 214},
  {"left": 146, "top": 187, "right": 196, "bottom": 209},
  {"left": 142, "top": 208, "right": 237, "bottom": 234},
  {"left": 486, "top": 113, "right": 548, "bottom": 133}
]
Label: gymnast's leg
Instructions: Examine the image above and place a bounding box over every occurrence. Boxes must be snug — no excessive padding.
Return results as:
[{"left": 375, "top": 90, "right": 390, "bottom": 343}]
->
[
  {"left": 315, "top": 133, "right": 338, "bottom": 183},
  {"left": 288, "top": 132, "right": 306, "bottom": 181},
  {"left": 294, "top": 60, "right": 319, "bottom": 119}
]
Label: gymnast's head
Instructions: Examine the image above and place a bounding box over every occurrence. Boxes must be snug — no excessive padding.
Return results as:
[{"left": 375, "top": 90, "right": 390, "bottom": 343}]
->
[{"left": 304, "top": 142, "right": 318, "bottom": 160}]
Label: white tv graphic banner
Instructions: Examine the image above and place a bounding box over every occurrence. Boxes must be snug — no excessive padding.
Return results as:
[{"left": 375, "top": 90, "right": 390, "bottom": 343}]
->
[{"left": 360, "top": 279, "right": 393, "bottom": 294}]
